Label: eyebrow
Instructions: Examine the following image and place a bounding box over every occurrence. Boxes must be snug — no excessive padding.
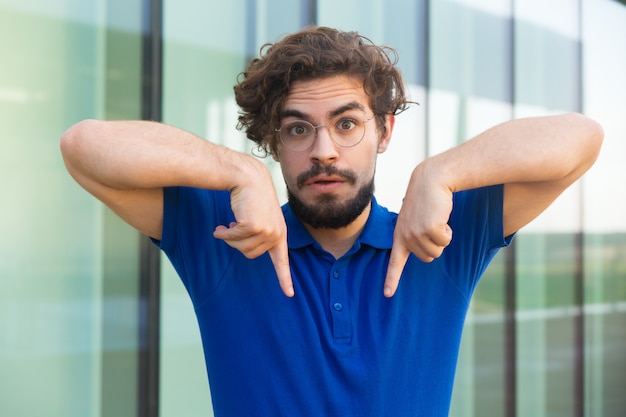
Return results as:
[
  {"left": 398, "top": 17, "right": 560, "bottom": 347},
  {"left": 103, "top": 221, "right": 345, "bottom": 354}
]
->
[{"left": 280, "top": 101, "right": 367, "bottom": 121}]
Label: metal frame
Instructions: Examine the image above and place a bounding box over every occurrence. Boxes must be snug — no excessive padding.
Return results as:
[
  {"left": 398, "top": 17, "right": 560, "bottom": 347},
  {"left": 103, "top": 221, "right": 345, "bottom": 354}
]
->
[{"left": 138, "top": 0, "right": 163, "bottom": 415}]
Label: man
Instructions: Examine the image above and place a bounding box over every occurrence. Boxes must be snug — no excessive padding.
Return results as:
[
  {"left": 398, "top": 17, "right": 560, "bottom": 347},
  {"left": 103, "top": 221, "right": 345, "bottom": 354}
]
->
[{"left": 60, "top": 26, "right": 603, "bottom": 416}]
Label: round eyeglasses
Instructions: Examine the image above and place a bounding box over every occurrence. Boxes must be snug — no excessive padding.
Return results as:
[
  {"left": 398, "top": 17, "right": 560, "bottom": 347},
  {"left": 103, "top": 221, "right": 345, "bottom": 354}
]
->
[{"left": 276, "top": 115, "right": 376, "bottom": 152}]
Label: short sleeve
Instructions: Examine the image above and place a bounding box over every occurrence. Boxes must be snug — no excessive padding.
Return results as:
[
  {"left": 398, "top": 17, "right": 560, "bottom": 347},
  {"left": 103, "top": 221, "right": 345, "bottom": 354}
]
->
[
  {"left": 154, "top": 186, "right": 237, "bottom": 304},
  {"left": 440, "top": 184, "right": 513, "bottom": 298}
]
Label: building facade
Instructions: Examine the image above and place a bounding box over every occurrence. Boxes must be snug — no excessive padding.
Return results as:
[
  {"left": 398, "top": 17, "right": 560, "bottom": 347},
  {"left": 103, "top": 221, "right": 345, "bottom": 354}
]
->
[{"left": 0, "top": 0, "right": 624, "bottom": 416}]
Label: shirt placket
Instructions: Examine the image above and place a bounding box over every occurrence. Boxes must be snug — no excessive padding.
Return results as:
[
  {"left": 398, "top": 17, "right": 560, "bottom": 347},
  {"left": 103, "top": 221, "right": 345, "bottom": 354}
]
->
[{"left": 329, "top": 258, "right": 352, "bottom": 344}]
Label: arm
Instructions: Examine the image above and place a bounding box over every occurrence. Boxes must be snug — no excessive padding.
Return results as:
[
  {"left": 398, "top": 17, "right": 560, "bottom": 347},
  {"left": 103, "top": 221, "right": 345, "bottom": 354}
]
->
[
  {"left": 384, "top": 112, "right": 604, "bottom": 297},
  {"left": 60, "top": 119, "right": 293, "bottom": 297}
]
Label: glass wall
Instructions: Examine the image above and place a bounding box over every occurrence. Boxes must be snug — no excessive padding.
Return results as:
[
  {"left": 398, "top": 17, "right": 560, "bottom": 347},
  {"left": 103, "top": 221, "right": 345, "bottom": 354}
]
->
[
  {"left": 317, "top": 0, "right": 428, "bottom": 212},
  {"left": 159, "top": 2, "right": 247, "bottom": 415},
  {"left": 1, "top": 1, "right": 625, "bottom": 416},
  {"left": 428, "top": 2, "right": 513, "bottom": 416},
  {"left": 159, "top": 1, "right": 307, "bottom": 415},
  {"left": 582, "top": 1, "right": 626, "bottom": 416},
  {"left": 158, "top": 2, "right": 626, "bottom": 417},
  {"left": 0, "top": 0, "right": 143, "bottom": 416},
  {"left": 514, "top": 2, "right": 583, "bottom": 416}
]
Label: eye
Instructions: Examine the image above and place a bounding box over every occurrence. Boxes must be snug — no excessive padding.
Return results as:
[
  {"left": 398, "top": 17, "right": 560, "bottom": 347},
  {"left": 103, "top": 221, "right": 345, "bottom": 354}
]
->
[
  {"left": 334, "top": 118, "right": 358, "bottom": 134},
  {"left": 286, "top": 121, "right": 313, "bottom": 138}
]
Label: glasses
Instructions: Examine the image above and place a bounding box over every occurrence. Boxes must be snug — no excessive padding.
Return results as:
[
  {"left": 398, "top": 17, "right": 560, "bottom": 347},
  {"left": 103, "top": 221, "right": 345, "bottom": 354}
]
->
[{"left": 276, "top": 115, "right": 376, "bottom": 152}]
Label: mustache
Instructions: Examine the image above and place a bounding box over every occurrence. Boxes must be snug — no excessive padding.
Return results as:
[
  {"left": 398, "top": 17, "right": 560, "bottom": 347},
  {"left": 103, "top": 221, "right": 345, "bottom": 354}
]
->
[{"left": 296, "top": 164, "right": 357, "bottom": 188}]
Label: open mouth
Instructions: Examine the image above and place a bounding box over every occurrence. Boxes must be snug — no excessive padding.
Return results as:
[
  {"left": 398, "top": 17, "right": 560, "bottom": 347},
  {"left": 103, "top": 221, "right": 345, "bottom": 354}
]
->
[{"left": 297, "top": 165, "right": 357, "bottom": 189}]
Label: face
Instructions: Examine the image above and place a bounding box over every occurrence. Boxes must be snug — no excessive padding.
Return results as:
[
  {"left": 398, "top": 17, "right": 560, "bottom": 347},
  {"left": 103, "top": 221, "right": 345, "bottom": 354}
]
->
[{"left": 274, "top": 75, "right": 394, "bottom": 229}]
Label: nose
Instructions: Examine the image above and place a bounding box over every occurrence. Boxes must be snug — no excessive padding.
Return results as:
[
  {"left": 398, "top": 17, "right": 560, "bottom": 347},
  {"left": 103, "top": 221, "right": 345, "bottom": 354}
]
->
[{"left": 308, "top": 126, "right": 339, "bottom": 164}]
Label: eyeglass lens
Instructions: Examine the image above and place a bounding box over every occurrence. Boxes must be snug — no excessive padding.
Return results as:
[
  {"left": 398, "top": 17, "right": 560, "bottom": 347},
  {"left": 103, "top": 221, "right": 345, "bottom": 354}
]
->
[{"left": 279, "top": 116, "right": 368, "bottom": 151}]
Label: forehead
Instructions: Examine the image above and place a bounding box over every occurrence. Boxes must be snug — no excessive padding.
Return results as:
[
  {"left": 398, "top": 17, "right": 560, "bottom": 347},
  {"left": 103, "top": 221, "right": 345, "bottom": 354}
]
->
[{"left": 282, "top": 75, "right": 371, "bottom": 118}]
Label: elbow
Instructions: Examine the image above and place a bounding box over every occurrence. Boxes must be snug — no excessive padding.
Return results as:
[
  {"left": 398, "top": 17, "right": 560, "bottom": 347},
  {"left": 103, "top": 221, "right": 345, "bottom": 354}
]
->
[
  {"left": 588, "top": 117, "right": 604, "bottom": 161},
  {"left": 567, "top": 112, "right": 604, "bottom": 167},
  {"left": 574, "top": 112, "right": 604, "bottom": 147},
  {"left": 60, "top": 119, "right": 99, "bottom": 166},
  {"left": 561, "top": 113, "right": 604, "bottom": 185},
  {"left": 60, "top": 119, "right": 96, "bottom": 150},
  {"left": 60, "top": 119, "right": 106, "bottom": 182}
]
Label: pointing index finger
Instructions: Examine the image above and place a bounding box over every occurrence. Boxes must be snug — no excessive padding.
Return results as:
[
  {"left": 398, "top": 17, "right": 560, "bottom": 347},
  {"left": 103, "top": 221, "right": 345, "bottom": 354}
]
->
[
  {"left": 384, "top": 241, "right": 410, "bottom": 298},
  {"left": 268, "top": 239, "right": 294, "bottom": 297}
]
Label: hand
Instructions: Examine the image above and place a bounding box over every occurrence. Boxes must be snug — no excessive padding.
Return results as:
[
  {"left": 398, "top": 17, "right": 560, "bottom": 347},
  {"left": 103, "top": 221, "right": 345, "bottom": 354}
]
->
[
  {"left": 213, "top": 163, "right": 294, "bottom": 297},
  {"left": 384, "top": 168, "right": 453, "bottom": 298}
]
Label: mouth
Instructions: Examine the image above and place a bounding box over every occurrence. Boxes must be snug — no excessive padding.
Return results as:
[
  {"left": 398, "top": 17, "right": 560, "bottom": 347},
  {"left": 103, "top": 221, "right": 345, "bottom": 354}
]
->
[
  {"left": 305, "top": 175, "right": 346, "bottom": 186},
  {"left": 301, "top": 175, "right": 347, "bottom": 194},
  {"left": 297, "top": 165, "right": 357, "bottom": 189}
]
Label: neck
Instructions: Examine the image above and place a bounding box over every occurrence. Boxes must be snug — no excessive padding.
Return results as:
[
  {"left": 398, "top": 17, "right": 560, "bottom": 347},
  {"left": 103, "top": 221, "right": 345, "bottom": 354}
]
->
[{"left": 304, "top": 203, "right": 371, "bottom": 259}]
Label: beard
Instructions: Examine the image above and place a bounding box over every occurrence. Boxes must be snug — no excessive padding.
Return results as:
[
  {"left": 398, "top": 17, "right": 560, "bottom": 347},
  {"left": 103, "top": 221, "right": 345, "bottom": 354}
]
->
[{"left": 287, "top": 164, "right": 375, "bottom": 229}]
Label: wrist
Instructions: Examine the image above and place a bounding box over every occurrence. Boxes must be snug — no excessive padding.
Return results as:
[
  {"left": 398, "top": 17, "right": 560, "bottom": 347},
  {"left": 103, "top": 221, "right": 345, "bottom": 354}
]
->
[
  {"left": 228, "top": 152, "right": 272, "bottom": 191},
  {"left": 411, "top": 156, "right": 454, "bottom": 194}
]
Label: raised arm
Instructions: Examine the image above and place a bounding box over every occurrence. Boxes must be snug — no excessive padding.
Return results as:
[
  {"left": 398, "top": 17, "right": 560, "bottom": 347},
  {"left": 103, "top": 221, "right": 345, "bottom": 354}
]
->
[
  {"left": 384, "top": 112, "right": 604, "bottom": 297},
  {"left": 60, "top": 119, "right": 293, "bottom": 296}
]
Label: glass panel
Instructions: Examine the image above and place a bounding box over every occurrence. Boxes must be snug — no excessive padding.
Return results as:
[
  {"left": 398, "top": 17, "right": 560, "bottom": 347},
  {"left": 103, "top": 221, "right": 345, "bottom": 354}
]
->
[
  {"left": 453, "top": 252, "right": 508, "bottom": 417},
  {"left": 515, "top": 234, "right": 579, "bottom": 417},
  {"left": 0, "top": 1, "right": 142, "bottom": 416},
  {"left": 156, "top": 1, "right": 626, "bottom": 416},
  {"left": 514, "top": 0, "right": 582, "bottom": 113},
  {"left": 160, "top": 1, "right": 247, "bottom": 413},
  {"left": 582, "top": 1, "right": 626, "bottom": 416},
  {"left": 159, "top": 1, "right": 306, "bottom": 415},
  {"left": 428, "top": 2, "right": 513, "bottom": 416},
  {"left": 514, "top": 1, "right": 582, "bottom": 416},
  {"left": 318, "top": 0, "right": 427, "bottom": 212}
]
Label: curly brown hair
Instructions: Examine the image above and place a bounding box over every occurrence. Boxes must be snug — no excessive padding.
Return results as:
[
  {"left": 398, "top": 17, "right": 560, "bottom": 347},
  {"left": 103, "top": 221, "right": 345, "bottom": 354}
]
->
[{"left": 234, "top": 26, "right": 410, "bottom": 156}]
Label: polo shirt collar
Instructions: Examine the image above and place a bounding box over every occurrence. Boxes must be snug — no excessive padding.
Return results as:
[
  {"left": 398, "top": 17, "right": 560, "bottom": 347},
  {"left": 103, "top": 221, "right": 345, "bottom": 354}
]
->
[{"left": 283, "top": 197, "right": 395, "bottom": 250}]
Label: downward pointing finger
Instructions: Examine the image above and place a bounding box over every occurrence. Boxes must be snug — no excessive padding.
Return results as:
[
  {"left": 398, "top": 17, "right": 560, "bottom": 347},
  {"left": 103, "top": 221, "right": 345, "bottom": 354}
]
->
[
  {"left": 268, "top": 240, "right": 294, "bottom": 297},
  {"left": 384, "top": 242, "right": 410, "bottom": 298}
]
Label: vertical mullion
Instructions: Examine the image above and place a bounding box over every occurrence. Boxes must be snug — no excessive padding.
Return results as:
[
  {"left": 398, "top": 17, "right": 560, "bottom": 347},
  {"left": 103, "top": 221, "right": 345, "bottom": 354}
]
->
[
  {"left": 138, "top": 0, "right": 163, "bottom": 416},
  {"left": 142, "top": 0, "right": 163, "bottom": 122},
  {"left": 573, "top": 2, "right": 585, "bottom": 416},
  {"left": 504, "top": 245, "right": 517, "bottom": 417},
  {"left": 245, "top": 0, "right": 257, "bottom": 62},
  {"left": 505, "top": 2, "right": 517, "bottom": 416},
  {"left": 303, "top": 0, "right": 317, "bottom": 26},
  {"left": 573, "top": 232, "right": 585, "bottom": 417}
]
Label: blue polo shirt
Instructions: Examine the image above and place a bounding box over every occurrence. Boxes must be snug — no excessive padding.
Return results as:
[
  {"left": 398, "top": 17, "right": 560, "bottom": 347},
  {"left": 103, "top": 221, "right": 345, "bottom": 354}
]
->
[{"left": 157, "top": 185, "right": 511, "bottom": 417}]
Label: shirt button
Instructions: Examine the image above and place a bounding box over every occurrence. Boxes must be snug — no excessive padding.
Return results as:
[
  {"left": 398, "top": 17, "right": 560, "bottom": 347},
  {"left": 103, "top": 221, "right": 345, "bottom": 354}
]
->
[
  {"left": 333, "top": 302, "right": 343, "bottom": 311},
  {"left": 333, "top": 271, "right": 340, "bottom": 279}
]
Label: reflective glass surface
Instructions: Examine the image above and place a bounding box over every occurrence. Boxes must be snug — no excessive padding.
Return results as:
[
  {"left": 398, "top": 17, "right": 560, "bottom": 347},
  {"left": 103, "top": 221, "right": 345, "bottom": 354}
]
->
[
  {"left": 0, "top": 1, "right": 142, "bottom": 416},
  {"left": 1, "top": 1, "right": 624, "bottom": 416}
]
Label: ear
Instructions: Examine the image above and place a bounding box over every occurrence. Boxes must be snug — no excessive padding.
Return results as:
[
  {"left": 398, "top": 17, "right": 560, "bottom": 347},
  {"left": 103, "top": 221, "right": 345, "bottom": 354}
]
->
[{"left": 377, "top": 114, "right": 395, "bottom": 154}]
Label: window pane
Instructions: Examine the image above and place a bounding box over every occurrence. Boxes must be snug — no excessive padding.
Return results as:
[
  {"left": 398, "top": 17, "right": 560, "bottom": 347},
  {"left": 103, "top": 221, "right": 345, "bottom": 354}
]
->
[
  {"left": 428, "top": 2, "right": 514, "bottom": 415},
  {"left": 513, "top": 1, "right": 583, "bottom": 416},
  {"left": 159, "top": 1, "right": 307, "bottom": 415},
  {"left": 0, "top": 1, "right": 142, "bottom": 416},
  {"left": 582, "top": 0, "right": 626, "bottom": 415},
  {"left": 318, "top": 0, "right": 427, "bottom": 212}
]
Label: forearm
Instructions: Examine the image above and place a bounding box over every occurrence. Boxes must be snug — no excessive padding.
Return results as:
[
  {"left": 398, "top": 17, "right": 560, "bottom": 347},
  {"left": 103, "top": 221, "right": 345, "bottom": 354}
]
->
[
  {"left": 416, "top": 112, "right": 604, "bottom": 193},
  {"left": 60, "top": 119, "right": 264, "bottom": 192}
]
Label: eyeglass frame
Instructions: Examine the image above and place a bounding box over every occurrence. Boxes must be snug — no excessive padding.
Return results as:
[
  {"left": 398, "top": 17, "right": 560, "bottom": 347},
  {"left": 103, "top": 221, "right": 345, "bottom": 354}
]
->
[{"left": 274, "top": 115, "right": 377, "bottom": 152}]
